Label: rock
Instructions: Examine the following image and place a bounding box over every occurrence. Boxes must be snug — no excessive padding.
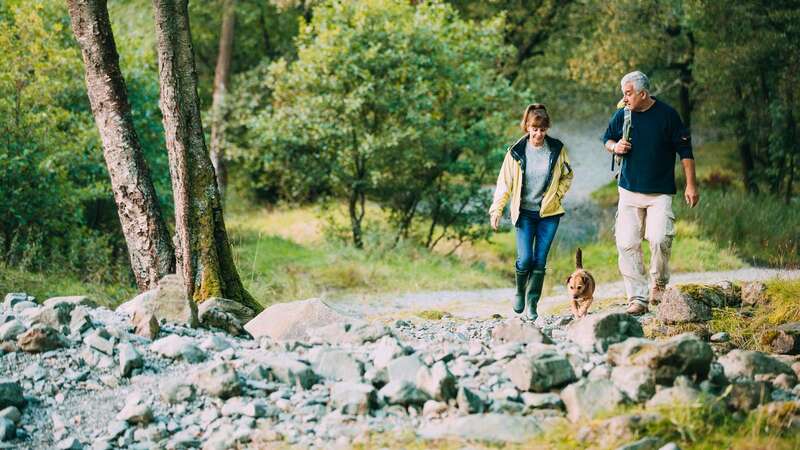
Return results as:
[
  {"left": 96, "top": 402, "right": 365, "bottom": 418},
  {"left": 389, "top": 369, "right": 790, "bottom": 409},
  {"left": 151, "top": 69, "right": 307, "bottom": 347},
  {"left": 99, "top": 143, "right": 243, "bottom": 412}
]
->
[
  {"left": 255, "top": 357, "right": 318, "bottom": 389},
  {"left": 659, "top": 444, "right": 681, "bottom": 450},
  {"left": 387, "top": 354, "right": 425, "bottom": 385},
  {"left": 763, "top": 322, "right": 800, "bottom": 355},
  {"left": 11, "top": 301, "right": 37, "bottom": 313},
  {"left": 85, "top": 328, "right": 115, "bottom": 356},
  {"left": 607, "top": 334, "right": 713, "bottom": 384},
  {"left": 17, "top": 325, "right": 63, "bottom": 353},
  {"left": 725, "top": 380, "right": 772, "bottom": 411},
  {"left": 717, "top": 349, "right": 795, "bottom": 381},
  {"left": 611, "top": 366, "right": 656, "bottom": 403},
  {"left": 315, "top": 350, "right": 364, "bottom": 382},
  {"left": 193, "top": 362, "right": 241, "bottom": 399},
  {"left": 29, "top": 304, "right": 72, "bottom": 329},
  {"left": 243, "top": 298, "right": 359, "bottom": 341},
  {"left": 657, "top": 284, "right": 737, "bottom": 324},
  {"left": 521, "top": 392, "right": 563, "bottom": 410},
  {"left": 416, "top": 361, "right": 457, "bottom": 401},
  {"left": 44, "top": 296, "right": 97, "bottom": 309},
  {"left": 507, "top": 351, "right": 577, "bottom": 392},
  {"left": 198, "top": 298, "right": 252, "bottom": 336},
  {"left": 347, "top": 323, "right": 392, "bottom": 344},
  {"left": 491, "top": 318, "right": 553, "bottom": 345},
  {"left": 378, "top": 380, "right": 429, "bottom": 406},
  {"left": 371, "top": 336, "right": 408, "bottom": 369},
  {"left": 561, "top": 379, "right": 627, "bottom": 422},
  {"left": 69, "top": 308, "right": 94, "bottom": 335},
  {"left": 616, "top": 437, "right": 663, "bottom": 450},
  {"left": 221, "top": 397, "right": 270, "bottom": 418},
  {"left": 116, "top": 400, "right": 153, "bottom": 425},
  {"left": 56, "top": 437, "right": 84, "bottom": 450},
  {"left": 418, "top": 413, "right": 545, "bottom": 443},
  {"left": 645, "top": 384, "right": 703, "bottom": 408},
  {"left": 330, "top": 382, "right": 377, "bottom": 415},
  {"left": 0, "top": 407, "right": 21, "bottom": 424},
  {"left": 200, "top": 335, "right": 231, "bottom": 352},
  {"left": 566, "top": 312, "right": 644, "bottom": 353},
  {"left": 710, "top": 332, "right": 730, "bottom": 343},
  {"left": 3, "top": 293, "right": 33, "bottom": 312},
  {"left": 0, "top": 418, "right": 14, "bottom": 442},
  {"left": 0, "top": 320, "right": 25, "bottom": 341},
  {"left": 150, "top": 335, "right": 206, "bottom": 363},
  {"left": 159, "top": 380, "right": 195, "bottom": 404},
  {"left": 118, "top": 275, "right": 198, "bottom": 327},
  {"left": 132, "top": 311, "right": 160, "bottom": 341},
  {"left": 118, "top": 343, "right": 143, "bottom": 378},
  {"left": 741, "top": 281, "right": 768, "bottom": 307},
  {"left": 422, "top": 399, "right": 448, "bottom": 417},
  {"left": 583, "top": 413, "right": 663, "bottom": 448},
  {"left": 772, "top": 373, "right": 797, "bottom": 390},
  {"left": 457, "top": 386, "right": 486, "bottom": 414}
]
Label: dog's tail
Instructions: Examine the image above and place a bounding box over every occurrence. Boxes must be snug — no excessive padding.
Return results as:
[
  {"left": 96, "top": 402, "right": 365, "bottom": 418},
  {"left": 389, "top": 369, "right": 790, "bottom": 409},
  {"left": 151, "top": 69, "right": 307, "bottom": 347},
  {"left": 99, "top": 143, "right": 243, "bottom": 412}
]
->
[{"left": 575, "top": 247, "right": 583, "bottom": 269}]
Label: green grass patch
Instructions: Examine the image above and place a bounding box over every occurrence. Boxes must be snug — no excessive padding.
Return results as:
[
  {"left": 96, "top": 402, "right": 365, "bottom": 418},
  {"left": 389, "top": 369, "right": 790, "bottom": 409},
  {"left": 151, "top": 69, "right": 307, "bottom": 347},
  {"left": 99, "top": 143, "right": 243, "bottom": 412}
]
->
[
  {"left": 0, "top": 264, "right": 136, "bottom": 309},
  {"left": 709, "top": 278, "right": 800, "bottom": 351}
]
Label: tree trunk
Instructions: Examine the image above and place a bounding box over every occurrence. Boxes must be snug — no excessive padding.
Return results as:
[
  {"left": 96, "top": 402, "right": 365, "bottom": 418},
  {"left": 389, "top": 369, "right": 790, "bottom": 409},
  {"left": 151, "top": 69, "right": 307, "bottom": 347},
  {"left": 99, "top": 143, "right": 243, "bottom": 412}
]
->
[
  {"left": 210, "top": 0, "right": 236, "bottom": 201},
  {"left": 734, "top": 84, "right": 758, "bottom": 194},
  {"left": 66, "top": 0, "right": 175, "bottom": 292},
  {"left": 152, "top": 0, "right": 262, "bottom": 314}
]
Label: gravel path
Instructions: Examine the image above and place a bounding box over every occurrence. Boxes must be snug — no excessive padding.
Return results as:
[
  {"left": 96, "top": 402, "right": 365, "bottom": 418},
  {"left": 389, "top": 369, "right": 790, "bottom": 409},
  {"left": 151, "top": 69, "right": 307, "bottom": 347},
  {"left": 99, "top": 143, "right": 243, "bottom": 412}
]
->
[{"left": 329, "top": 268, "right": 800, "bottom": 320}]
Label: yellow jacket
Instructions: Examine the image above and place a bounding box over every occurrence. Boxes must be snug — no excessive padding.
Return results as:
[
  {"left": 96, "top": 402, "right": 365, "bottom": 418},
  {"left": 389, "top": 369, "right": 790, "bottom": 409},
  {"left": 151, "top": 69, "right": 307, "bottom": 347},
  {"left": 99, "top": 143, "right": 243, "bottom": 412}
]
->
[{"left": 489, "top": 135, "right": 574, "bottom": 225}]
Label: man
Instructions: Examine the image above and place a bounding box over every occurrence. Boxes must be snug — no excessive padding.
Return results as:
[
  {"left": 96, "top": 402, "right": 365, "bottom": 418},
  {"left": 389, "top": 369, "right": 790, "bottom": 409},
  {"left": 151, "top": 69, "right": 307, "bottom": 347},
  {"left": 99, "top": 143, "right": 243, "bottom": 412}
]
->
[{"left": 602, "top": 71, "right": 699, "bottom": 315}]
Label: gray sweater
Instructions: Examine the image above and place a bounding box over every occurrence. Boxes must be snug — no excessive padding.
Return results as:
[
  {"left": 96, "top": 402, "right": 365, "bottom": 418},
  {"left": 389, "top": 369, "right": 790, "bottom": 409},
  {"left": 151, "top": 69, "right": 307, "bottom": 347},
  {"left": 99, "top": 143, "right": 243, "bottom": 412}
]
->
[{"left": 521, "top": 139, "right": 551, "bottom": 211}]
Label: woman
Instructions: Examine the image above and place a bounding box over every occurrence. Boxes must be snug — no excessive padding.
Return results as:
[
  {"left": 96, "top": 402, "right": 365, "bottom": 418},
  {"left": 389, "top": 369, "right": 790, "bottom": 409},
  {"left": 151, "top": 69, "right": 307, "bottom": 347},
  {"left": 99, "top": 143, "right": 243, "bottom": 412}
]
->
[{"left": 489, "top": 104, "right": 573, "bottom": 321}]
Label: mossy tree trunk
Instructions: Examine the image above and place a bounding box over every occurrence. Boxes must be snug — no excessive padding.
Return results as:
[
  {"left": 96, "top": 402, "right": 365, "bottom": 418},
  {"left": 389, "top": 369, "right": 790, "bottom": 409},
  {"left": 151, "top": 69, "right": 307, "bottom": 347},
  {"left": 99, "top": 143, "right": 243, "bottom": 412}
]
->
[
  {"left": 209, "top": 0, "right": 236, "bottom": 201},
  {"left": 66, "top": 0, "right": 175, "bottom": 291},
  {"left": 152, "top": 0, "right": 262, "bottom": 314}
]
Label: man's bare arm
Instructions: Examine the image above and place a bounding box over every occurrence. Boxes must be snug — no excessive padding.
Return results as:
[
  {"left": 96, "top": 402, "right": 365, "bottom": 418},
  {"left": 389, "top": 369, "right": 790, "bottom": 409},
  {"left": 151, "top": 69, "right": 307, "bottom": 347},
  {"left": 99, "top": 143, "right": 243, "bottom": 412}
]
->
[{"left": 682, "top": 158, "right": 699, "bottom": 207}]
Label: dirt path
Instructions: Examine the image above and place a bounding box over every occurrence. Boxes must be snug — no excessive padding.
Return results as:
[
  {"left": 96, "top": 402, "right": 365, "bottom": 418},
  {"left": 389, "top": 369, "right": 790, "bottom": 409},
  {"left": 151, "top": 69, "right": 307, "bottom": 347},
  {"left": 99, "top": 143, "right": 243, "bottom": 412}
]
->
[{"left": 329, "top": 268, "right": 800, "bottom": 320}]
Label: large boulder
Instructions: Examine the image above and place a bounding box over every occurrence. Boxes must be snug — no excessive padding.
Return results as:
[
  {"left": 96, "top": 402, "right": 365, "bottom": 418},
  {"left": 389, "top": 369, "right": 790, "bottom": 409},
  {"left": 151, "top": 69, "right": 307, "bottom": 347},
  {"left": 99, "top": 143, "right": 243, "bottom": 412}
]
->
[
  {"left": 566, "top": 312, "right": 644, "bottom": 353},
  {"left": 763, "top": 322, "right": 800, "bottom": 355},
  {"left": 507, "top": 351, "right": 577, "bottom": 392},
  {"left": 3, "top": 293, "right": 34, "bottom": 312},
  {"left": 560, "top": 379, "right": 627, "bottom": 422},
  {"left": 657, "top": 284, "right": 739, "bottom": 324},
  {"left": 418, "top": 414, "right": 548, "bottom": 444},
  {"left": 116, "top": 275, "right": 198, "bottom": 327},
  {"left": 491, "top": 318, "right": 553, "bottom": 345},
  {"left": 244, "top": 298, "right": 360, "bottom": 341},
  {"left": 611, "top": 366, "right": 656, "bottom": 403},
  {"left": 197, "top": 298, "right": 253, "bottom": 336},
  {"left": 607, "top": 334, "right": 713, "bottom": 384},
  {"left": 717, "top": 349, "right": 795, "bottom": 381}
]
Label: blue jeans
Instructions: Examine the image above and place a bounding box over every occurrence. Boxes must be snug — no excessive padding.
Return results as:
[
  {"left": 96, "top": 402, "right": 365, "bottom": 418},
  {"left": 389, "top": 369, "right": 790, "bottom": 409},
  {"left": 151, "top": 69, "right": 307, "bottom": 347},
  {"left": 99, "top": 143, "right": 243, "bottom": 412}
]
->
[{"left": 515, "top": 209, "right": 560, "bottom": 272}]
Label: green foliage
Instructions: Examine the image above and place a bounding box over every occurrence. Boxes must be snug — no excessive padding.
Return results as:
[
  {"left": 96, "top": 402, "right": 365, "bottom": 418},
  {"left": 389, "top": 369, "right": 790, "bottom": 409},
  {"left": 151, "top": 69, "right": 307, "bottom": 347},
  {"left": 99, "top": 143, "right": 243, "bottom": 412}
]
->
[{"left": 244, "top": 0, "right": 521, "bottom": 248}]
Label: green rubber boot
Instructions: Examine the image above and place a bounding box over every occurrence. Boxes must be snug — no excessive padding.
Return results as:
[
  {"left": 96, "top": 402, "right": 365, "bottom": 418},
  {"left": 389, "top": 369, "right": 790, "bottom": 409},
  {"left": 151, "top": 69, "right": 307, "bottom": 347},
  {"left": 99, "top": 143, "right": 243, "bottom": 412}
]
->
[
  {"left": 526, "top": 268, "right": 546, "bottom": 321},
  {"left": 514, "top": 270, "right": 529, "bottom": 314}
]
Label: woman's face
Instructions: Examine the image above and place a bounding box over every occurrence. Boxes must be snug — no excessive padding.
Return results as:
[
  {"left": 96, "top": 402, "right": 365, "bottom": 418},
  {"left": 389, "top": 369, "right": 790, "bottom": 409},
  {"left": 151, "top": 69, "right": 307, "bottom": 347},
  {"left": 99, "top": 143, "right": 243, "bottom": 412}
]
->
[{"left": 528, "top": 124, "right": 548, "bottom": 146}]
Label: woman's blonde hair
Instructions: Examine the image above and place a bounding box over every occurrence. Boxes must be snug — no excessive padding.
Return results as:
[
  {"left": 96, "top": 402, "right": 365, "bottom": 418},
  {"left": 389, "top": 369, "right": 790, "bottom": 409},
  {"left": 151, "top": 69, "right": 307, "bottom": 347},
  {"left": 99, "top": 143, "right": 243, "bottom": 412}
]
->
[{"left": 520, "top": 103, "right": 550, "bottom": 131}]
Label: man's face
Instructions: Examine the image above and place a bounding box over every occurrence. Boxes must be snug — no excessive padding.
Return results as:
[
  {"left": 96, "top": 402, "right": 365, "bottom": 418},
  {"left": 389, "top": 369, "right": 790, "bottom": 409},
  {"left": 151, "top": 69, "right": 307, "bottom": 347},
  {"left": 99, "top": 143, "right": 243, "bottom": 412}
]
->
[{"left": 622, "top": 82, "right": 646, "bottom": 111}]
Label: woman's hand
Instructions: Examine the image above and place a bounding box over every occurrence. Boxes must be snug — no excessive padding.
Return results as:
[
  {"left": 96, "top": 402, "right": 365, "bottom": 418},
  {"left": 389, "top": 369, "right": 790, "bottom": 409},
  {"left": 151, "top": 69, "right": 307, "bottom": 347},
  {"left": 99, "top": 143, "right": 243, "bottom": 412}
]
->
[{"left": 490, "top": 214, "right": 501, "bottom": 231}]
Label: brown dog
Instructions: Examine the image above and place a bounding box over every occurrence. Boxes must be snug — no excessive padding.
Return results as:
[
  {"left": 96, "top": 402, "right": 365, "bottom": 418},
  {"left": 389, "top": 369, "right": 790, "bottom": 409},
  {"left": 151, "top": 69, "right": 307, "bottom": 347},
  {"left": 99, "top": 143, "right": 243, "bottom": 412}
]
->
[{"left": 566, "top": 248, "right": 596, "bottom": 319}]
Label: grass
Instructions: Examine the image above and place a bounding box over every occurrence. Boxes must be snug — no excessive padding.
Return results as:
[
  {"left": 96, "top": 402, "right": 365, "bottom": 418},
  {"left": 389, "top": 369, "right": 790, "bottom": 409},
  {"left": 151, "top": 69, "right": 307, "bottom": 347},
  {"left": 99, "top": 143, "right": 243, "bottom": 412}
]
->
[{"left": 709, "top": 278, "right": 800, "bottom": 351}]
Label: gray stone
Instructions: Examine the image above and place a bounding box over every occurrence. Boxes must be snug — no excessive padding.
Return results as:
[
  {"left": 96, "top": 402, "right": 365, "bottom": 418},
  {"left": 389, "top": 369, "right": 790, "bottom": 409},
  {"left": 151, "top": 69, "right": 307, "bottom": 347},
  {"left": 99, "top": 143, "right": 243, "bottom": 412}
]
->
[
  {"left": 56, "top": 437, "right": 84, "bottom": 450},
  {"left": 0, "top": 407, "right": 21, "bottom": 424},
  {"left": 11, "top": 301, "right": 37, "bottom": 313},
  {"left": 193, "top": 362, "right": 241, "bottom": 399},
  {"left": 566, "top": 312, "right": 644, "bottom": 353},
  {"left": 221, "top": 397, "right": 269, "bottom": 417},
  {"left": 330, "top": 382, "right": 377, "bottom": 415},
  {"left": 422, "top": 399, "right": 448, "bottom": 417},
  {"left": 658, "top": 443, "right": 681, "bottom": 450},
  {"left": 132, "top": 311, "right": 160, "bottom": 341},
  {"left": 255, "top": 357, "right": 318, "bottom": 389},
  {"left": 199, "top": 335, "right": 232, "bottom": 352},
  {"left": 159, "top": 380, "right": 196, "bottom": 404},
  {"left": 561, "top": 379, "right": 627, "bottom": 422},
  {"left": 150, "top": 335, "right": 206, "bottom": 363},
  {"left": 0, "top": 418, "right": 14, "bottom": 442},
  {"left": 116, "top": 400, "right": 153, "bottom": 425},
  {"left": 118, "top": 276, "right": 198, "bottom": 327},
  {"left": 44, "top": 296, "right": 97, "bottom": 309},
  {"left": 347, "top": 322, "right": 392, "bottom": 344},
  {"left": 3, "top": 293, "right": 32, "bottom": 312},
  {"left": 520, "top": 392, "right": 563, "bottom": 410},
  {"left": 0, "top": 320, "right": 25, "bottom": 341},
  {"left": 725, "top": 380, "right": 772, "bottom": 411},
  {"left": 29, "top": 304, "right": 72, "bottom": 328},
  {"left": 710, "top": 332, "right": 730, "bottom": 343},
  {"left": 418, "top": 413, "right": 544, "bottom": 443},
  {"left": 378, "top": 380, "right": 430, "bottom": 406},
  {"left": 611, "top": 366, "right": 656, "bottom": 403},
  {"left": 457, "top": 386, "right": 486, "bottom": 414},
  {"left": 387, "top": 354, "right": 425, "bottom": 385},
  {"left": 718, "top": 349, "right": 795, "bottom": 381},
  {"left": 198, "top": 298, "right": 252, "bottom": 336},
  {"left": 741, "top": 281, "right": 768, "bottom": 307},
  {"left": 0, "top": 379, "right": 25, "bottom": 410},
  {"left": 371, "top": 336, "right": 407, "bottom": 369},
  {"left": 69, "top": 308, "right": 94, "bottom": 335},
  {"left": 763, "top": 322, "right": 800, "bottom": 355},
  {"left": 85, "top": 329, "right": 115, "bottom": 356},
  {"left": 657, "top": 284, "right": 737, "bottom": 324},
  {"left": 315, "top": 349, "right": 364, "bottom": 382},
  {"left": 491, "top": 318, "right": 553, "bottom": 345},
  {"left": 616, "top": 437, "right": 663, "bottom": 450},
  {"left": 118, "top": 343, "right": 143, "bottom": 378},
  {"left": 17, "top": 324, "right": 63, "bottom": 353},
  {"left": 607, "top": 334, "right": 713, "bottom": 384},
  {"left": 645, "top": 384, "right": 704, "bottom": 409},
  {"left": 243, "top": 297, "right": 359, "bottom": 341},
  {"left": 416, "top": 360, "right": 457, "bottom": 401},
  {"left": 507, "top": 351, "right": 577, "bottom": 392}
]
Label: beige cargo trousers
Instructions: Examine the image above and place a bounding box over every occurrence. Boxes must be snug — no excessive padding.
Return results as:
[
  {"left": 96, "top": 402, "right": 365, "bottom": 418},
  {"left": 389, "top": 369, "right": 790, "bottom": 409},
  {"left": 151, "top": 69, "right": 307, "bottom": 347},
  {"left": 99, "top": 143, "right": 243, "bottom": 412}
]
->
[{"left": 615, "top": 187, "right": 675, "bottom": 306}]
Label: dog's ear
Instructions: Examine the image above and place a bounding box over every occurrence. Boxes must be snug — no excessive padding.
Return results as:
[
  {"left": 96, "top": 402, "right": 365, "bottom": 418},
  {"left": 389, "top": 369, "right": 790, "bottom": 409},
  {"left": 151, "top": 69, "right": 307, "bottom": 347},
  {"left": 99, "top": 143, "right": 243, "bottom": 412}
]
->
[{"left": 565, "top": 275, "right": 572, "bottom": 284}]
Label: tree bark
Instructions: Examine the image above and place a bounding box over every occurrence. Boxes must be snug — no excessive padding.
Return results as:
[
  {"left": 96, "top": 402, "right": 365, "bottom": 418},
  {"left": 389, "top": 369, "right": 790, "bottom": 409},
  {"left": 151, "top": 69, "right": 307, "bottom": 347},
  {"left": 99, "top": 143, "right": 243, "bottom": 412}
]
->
[
  {"left": 734, "top": 84, "right": 758, "bottom": 194},
  {"left": 66, "top": 0, "right": 175, "bottom": 291},
  {"left": 210, "top": 0, "right": 236, "bottom": 201},
  {"left": 152, "top": 0, "right": 262, "bottom": 314}
]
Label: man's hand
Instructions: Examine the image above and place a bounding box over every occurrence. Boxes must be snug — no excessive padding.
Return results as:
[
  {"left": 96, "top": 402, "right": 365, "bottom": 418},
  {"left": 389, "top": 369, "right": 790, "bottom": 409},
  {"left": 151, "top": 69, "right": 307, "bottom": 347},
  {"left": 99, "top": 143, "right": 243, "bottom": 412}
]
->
[
  {"left": 685, "top": 184, "right": 700, "bottom": 208},
  {"left": 490, "top": 214, "right": 501, "bottom": 231},
  {"left": 614, "top": 139, "right": 631, "bottom": 155}
]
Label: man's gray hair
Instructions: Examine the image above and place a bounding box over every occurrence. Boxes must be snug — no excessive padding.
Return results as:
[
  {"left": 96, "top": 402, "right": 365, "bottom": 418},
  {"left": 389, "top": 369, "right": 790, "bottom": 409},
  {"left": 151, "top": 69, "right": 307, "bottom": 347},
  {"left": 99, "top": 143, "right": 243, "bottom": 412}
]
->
[{"left": 621, "top": 71, "right": 650, "bottom": 93}]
